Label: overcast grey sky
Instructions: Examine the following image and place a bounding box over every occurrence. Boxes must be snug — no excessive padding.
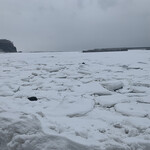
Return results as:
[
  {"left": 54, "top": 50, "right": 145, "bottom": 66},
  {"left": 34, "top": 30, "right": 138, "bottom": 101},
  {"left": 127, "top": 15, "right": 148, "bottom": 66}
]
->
[{"left": 0, "top": 0, "right": 150, "bottom": 51}]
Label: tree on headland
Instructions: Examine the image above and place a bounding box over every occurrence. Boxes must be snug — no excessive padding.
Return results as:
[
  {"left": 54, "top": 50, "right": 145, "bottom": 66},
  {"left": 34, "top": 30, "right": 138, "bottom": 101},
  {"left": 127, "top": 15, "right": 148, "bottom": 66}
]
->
[{"left": 0, "top": 39, "right": 17, "bottom": 53}]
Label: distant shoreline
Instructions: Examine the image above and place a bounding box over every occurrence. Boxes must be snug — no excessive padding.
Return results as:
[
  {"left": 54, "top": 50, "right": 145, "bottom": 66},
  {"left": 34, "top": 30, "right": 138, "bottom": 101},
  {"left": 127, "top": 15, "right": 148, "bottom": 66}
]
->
[
  {"left": 83, "top": 47, "right": 150, "bottom": 53},
  {"left": 1, "top": 47, "right": 150, "bottom": 54}
]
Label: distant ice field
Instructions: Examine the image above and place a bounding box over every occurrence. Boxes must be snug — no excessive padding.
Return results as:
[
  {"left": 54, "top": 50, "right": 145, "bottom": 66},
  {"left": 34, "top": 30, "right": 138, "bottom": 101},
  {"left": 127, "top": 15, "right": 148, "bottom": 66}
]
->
[{"left": 0, "top": 50, "right": 150, "bottom": 150}]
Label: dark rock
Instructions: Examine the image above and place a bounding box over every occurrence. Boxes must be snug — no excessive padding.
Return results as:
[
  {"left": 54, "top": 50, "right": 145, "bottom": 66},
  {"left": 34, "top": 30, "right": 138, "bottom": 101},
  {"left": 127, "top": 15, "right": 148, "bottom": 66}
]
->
[
  {"left": 28, "top": 97, "right": 38, "bottom": 101},
  {"left": 0, "top": 39, "right": 17, "bottom": 53}
]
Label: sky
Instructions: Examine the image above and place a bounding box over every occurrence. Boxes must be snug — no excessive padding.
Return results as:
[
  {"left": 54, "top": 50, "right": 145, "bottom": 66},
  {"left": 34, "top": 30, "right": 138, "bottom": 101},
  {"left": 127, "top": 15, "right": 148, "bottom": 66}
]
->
[{"left": 0, "top": 0, "right": 150, "bottom": 52}]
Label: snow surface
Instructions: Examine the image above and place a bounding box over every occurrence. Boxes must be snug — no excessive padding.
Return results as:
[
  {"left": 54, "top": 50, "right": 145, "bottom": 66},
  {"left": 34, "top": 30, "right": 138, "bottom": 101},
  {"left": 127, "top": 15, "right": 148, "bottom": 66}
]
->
[{"left": 0, "top": 50, "right": 150, "bottom": 150}]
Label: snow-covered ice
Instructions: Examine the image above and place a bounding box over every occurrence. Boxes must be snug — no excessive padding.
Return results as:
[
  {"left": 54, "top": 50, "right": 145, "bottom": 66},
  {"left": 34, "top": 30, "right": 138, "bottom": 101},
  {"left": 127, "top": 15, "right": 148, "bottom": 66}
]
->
[{"left": 0, "top": 50, "right": 150, "bottom": 150}]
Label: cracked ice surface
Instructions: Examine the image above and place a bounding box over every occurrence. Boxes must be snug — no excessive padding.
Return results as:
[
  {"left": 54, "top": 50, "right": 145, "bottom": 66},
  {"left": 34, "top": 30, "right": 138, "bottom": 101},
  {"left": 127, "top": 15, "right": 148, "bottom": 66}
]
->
[{"left": 0, "top": 50, "right": 150, "bottom": 150}]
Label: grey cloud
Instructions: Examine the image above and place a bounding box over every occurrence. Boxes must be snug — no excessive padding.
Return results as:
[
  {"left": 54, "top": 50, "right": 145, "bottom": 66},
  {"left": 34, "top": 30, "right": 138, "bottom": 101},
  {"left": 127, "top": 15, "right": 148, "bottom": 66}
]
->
[
  {"left": 97, "top": 0, "right": 119, "bottom": 9},
  {"left": 0, "top": 0, "right": 150, "bottom": 51}
]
